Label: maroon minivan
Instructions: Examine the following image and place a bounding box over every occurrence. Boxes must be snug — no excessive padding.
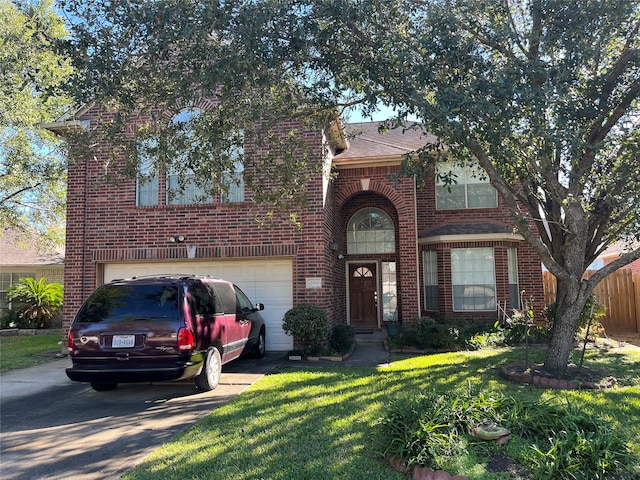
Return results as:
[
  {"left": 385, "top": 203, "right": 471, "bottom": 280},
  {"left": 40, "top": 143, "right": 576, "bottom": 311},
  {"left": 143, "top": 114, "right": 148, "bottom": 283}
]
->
[{"left": 66, "top": 275, "right": 266, "bottom": 391}]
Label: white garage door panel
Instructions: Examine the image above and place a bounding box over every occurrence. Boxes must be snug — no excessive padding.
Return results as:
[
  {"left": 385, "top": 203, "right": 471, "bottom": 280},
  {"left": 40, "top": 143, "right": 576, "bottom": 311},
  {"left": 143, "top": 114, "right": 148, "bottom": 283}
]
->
[{"left": 103, "top": 260, "right": 293, "bottom": 351}]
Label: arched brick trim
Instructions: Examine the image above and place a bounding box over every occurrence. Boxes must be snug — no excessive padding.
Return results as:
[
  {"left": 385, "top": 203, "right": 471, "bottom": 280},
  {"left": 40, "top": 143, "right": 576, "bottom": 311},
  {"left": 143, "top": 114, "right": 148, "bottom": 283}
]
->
[
  {"left": 336, "top": 175, "right": 421, "bottom": 321},
  {"left": 154, "top": 98, "right": 220, "bottom": 123},
  {"left": 335, "top": 178, "right": 409, "bottom": 217}
]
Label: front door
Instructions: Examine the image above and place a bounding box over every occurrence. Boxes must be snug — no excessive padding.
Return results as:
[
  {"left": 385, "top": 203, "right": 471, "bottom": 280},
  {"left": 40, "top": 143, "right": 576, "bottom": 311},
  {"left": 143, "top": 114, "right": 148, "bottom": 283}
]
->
[{"left": 349, "top": 263, "right": 378, "bottom": 328}]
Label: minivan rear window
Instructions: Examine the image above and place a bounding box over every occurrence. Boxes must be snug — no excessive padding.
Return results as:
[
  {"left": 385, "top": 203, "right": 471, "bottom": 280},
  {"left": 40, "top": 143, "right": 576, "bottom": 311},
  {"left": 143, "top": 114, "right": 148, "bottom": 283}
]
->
[{"left": 76, "top": 284, "right": 181, "bottom": 323}]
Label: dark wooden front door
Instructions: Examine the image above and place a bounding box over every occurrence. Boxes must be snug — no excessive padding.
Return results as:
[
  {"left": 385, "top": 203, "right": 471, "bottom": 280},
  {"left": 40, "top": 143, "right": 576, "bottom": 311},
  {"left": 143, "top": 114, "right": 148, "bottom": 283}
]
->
[{"left": 349, "top": 263, "right": 378, "bottom": 328}]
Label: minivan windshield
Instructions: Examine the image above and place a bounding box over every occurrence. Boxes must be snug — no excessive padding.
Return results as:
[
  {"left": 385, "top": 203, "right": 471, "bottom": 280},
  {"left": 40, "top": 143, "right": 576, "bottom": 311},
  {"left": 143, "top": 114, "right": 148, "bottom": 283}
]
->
[{"left": 76, "top": 284, "right": 181, "bottom": 323}]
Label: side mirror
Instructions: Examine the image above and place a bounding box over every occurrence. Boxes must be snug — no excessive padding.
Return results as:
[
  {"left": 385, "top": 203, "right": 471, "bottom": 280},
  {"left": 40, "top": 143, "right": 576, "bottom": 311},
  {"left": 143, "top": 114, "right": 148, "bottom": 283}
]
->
[{"left": 256, "top": 303, "right": 265, "bottom": 311}]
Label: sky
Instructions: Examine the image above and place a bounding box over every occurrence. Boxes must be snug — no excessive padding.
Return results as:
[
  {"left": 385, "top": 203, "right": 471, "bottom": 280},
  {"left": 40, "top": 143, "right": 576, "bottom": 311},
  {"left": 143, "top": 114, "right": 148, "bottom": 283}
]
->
[{"left": 344, "top": 104, "right": 408, "bottom": 124}]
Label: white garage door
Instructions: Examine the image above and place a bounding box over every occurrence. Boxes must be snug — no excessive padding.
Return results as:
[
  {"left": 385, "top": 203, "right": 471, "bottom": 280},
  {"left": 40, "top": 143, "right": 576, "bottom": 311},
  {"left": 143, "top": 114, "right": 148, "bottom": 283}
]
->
[{"left": 103, "top": 259, "right": 293, "bottom": 351}]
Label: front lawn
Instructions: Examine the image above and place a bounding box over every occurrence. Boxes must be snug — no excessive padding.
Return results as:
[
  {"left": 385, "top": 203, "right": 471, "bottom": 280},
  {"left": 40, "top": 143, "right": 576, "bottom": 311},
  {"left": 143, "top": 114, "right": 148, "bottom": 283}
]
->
[
  {"left": 122, "top": 344, "right": 640, "bottom": 480},
  {"left": 0, "top": 334, "right": 62, "bottom": 373}
]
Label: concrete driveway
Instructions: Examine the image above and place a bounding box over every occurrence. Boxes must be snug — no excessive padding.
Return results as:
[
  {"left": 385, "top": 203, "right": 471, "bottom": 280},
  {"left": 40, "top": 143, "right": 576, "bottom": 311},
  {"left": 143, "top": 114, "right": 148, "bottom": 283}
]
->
[{"left": 0, "top": 353, "right": 285, "bottom": 480}]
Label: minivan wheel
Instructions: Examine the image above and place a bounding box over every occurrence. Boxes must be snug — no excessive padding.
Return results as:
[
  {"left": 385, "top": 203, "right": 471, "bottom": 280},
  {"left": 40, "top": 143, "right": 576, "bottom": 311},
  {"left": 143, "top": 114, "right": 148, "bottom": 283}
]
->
[
  {"left": 195, "top": 347, "right": 222, "bottom": 391},
  {"left": 253, "top": 328, "right": 266, "bottom": 359},
  {"left": 90, "top": 382, "right": 118, "bottom": 391}
]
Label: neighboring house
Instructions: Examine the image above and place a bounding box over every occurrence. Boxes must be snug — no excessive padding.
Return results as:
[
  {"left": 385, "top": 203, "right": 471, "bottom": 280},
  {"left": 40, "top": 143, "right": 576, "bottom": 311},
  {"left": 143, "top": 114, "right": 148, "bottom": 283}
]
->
[
  {"left": 47, "top": 106, "right": 543, "bottom": 351},
  {"left": 597, "top": 240, "right": 640, "bottom": 273},
  {"left": 0, "top": 230, "right": 65, "bottom": 314}
]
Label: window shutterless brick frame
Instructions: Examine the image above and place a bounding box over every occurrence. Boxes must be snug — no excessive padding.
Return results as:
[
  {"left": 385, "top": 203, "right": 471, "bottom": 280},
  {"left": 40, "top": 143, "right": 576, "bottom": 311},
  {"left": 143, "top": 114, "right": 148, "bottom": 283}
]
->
[{"left": 418, "top": 241, "right": 544, "bottom": 323}]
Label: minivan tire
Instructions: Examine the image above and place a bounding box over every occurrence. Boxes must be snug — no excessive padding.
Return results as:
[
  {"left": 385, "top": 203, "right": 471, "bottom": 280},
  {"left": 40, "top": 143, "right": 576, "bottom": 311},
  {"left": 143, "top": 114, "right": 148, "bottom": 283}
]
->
[
  {"left": 90, "top": 382, "right": 118, "bottom": 391},
  {"left": 195, "top": 347, "right": 222, "bottom": 391},
  {"left": 253, "top": 328, "right": 266, "bottom": 359}
]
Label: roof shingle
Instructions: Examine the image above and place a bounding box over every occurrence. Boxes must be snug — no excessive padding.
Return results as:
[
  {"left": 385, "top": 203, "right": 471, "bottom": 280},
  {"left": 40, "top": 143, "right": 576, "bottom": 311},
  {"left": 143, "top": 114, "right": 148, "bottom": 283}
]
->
[{"left": 0, "top": 231, "right": 65, "bottom": 266}]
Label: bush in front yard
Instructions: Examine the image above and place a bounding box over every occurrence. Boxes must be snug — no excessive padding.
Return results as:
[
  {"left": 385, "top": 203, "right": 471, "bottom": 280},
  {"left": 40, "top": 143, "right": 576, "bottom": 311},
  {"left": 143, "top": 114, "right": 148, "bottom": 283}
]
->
[
  {"left": 282, "top": 304, "right": 330, "bottom": 355},
  {"left": 397, "top": 316, "right": 482, "bottom": 350},
  {"left": 329, "top": 323, "right": 355, "bottom": 354}
]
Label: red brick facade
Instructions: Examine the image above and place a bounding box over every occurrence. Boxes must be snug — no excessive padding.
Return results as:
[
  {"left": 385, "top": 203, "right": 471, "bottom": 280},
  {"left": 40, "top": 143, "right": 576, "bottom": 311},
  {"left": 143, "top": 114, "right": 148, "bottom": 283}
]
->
[{"left": 56, "top": 110, "right": 543, "bottom": 345}]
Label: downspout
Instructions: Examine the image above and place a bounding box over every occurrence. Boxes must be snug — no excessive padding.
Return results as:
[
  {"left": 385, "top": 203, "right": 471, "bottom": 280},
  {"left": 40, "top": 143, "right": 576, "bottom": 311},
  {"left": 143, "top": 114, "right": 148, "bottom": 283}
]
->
[
  {"left": 82, "top": 153, "right": 88, "bottom": 300},
  {"left": 414, "top": 174, "right": 420, "bottom": 317}
]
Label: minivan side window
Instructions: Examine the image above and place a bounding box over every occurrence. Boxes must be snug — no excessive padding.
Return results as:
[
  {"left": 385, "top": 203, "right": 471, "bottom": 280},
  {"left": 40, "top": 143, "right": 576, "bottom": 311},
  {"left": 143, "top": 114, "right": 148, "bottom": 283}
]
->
[
  {"left": 210, "top": 282, "right": 236, "bottom": 314},
  {"left": 189, "top": 283, "right": 215, "bottom": 316},
  {"left": 235, "top": 286, "right": 255, "bottom": 314}
]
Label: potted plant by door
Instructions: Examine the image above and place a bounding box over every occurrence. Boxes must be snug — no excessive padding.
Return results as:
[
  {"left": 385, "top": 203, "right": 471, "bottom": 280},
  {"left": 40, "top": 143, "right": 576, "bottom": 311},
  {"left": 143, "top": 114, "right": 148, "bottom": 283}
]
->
[{"left": 384, "top": 319, "right": 401, "bottom": 338}]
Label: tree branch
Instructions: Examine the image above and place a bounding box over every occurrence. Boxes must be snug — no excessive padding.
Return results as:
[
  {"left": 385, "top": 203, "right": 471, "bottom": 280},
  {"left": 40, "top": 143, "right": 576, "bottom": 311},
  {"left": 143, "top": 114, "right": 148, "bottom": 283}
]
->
[{"left": 0, "top": 183, "right": 42, "bottom": 205}]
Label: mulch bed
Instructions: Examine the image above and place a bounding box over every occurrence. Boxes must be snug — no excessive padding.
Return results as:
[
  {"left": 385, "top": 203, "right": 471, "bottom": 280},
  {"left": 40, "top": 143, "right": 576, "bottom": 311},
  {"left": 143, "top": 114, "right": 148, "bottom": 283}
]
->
[{"left": 500, "top": 361, "right": 617, "bottom": 389}]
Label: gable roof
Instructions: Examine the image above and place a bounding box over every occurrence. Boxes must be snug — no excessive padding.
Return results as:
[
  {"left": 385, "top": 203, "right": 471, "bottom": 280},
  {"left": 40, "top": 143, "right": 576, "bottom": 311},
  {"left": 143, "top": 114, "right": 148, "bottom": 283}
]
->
[
  {"left": 334, "top": 122, "right": 436, "bottom": 167},
  {"left": 0, "top": 231, "right": 65, "bottom": 267}
]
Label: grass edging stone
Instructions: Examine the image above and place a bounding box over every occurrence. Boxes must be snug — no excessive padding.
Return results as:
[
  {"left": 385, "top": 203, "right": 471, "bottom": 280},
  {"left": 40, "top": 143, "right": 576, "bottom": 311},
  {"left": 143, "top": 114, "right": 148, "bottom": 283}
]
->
[
  {"left": 0, "top": 328, "right": 62, "bottom": 337},
  {"left": 387, "top": 455, "right": 468, "bottom": 480},
  {"left": 501, "top": 361, "right": 618, "bottom": 390}
]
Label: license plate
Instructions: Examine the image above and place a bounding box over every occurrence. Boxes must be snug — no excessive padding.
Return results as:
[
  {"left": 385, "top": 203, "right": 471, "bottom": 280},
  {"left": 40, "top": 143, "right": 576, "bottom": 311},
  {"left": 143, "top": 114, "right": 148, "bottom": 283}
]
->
[{"left": 112, "top": 335, "right": 135, "bottom": 348}]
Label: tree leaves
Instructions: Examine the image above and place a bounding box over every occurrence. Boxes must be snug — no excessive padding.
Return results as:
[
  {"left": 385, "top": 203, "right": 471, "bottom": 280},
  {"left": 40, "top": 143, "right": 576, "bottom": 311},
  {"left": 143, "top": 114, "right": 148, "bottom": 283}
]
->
[{"left": 0, "top": 0, "right": 72, "bottom": 244}]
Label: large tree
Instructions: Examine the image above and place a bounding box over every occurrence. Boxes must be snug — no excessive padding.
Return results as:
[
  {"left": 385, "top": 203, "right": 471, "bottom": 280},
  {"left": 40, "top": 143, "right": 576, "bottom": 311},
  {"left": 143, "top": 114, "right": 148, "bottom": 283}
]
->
[
  {"left": 0, "top": 0, "right": 72, "bottom": 245},
  {"left": 60, "top": 0, "right": 640, "bottom": 374}
]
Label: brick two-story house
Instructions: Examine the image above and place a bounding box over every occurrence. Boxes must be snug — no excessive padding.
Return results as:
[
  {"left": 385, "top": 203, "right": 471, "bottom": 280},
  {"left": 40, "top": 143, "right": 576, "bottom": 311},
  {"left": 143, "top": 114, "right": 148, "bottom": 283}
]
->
[{"left": 47, "top": 106, "right": 543, "bottom": 351}]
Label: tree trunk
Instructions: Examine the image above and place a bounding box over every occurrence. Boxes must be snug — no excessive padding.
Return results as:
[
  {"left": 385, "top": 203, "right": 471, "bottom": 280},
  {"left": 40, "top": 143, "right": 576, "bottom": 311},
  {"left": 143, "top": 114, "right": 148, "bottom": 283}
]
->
[{"left": 544, "top": 282, "right": 585, "bottom": 374}]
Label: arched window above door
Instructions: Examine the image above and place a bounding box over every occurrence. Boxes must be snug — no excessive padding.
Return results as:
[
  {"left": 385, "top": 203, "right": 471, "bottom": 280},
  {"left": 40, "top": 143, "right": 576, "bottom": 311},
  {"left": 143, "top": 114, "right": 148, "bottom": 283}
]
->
[
  {"left": 347, "top": 207, "right": 395, "bottom": 254},
  {"left": 353, "top": 266, "right": 373, "bottom": 277}
]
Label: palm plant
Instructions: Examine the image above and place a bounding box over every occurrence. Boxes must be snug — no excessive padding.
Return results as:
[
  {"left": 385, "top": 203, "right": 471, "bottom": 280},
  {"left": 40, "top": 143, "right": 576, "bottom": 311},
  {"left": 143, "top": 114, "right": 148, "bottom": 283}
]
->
[{"left": 6, "top": 277, "right": 63, "bottom": 329}]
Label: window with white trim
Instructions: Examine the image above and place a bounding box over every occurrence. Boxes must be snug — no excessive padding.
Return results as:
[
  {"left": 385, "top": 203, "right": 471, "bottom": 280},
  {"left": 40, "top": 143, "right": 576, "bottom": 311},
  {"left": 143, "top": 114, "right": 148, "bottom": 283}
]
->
[
  {"left": 136, "top": 109, "right": 245, "bottom": 206},
  {"left": 0, "top": 272, "right": 35, "bottom": 310},
  {"left": 347, "top": 208, "right": 395, "bottom": 254},
  {"left": 422, "top": 250, "right": 439, "bottom": 311},
  {"left": 221, "top": 158, "right": 245, "bottom": 203},
  {"left": 436, "top": 162, "right": 497, "bottom": 209},
  {"left": 382, "top": 262, "right": 397, "bottom": 322},
  {"left": 507, "top": 247, "right": 520, "bottom": 309},
  {"left": 136, "top": 154, "right": 159, "bottom": 206},
  {"left": 451, "top": 247, "right": 496, "bottom": 311},
  {"left": 167, "top": 108, "right": 213, "bottom": 205}
]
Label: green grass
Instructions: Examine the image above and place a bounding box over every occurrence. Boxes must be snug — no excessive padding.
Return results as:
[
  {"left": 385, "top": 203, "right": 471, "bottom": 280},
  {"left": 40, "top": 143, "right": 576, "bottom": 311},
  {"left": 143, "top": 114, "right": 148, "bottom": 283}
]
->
[
  {"left": 122, "top": 345, "right": 640, "bottom": 480},
  {"left": 0, "top": 334, "right": 62, "bottom": 372}
]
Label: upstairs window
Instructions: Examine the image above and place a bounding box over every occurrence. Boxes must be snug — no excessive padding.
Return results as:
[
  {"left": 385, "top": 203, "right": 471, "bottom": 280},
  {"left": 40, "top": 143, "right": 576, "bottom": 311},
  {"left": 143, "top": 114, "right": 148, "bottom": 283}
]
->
[
  {"left": 167, "top": 108, "right": 214, "bottom": 205},
  {"left": 221, "top": 146, "right": 245, "bottom": 203},
  {"left": 347, "top": 208, "right": 395, "bottom": 254},
  {"left": 136, "top": 109, "right": 245, "bottom": 206},
  {"left": 136, "top": 154, "right": 159, "bottom": 206},
  {"left": 436, "top": 162, "right": 497, "bottom": 209}
]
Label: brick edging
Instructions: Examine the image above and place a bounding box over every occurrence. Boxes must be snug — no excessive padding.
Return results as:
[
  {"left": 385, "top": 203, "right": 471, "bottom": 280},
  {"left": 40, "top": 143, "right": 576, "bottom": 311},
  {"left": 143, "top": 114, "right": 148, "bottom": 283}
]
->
[
  {"left": 500, "top": 362, "right": 617, "bottom": 390},
  {"left": 387, "top": 456, "right": 468, "bottom": 480},
  {"left": 0, "top": 328, "right": 63, "bottom": 337}
]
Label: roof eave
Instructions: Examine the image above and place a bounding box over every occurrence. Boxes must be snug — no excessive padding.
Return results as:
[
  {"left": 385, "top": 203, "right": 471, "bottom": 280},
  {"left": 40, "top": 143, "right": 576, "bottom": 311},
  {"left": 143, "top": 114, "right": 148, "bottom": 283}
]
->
[
  {"left": 42, "top": 119, "right": 89, "bottom": 134},
  {"left": 333, "top": 155, "right": 402, "bottom": 169},
  {"left": 43, "top": 104, "right": 93, "bottom": 135},
  {"left": 419, "top": 232, "right": 524, "bottom": 244}
]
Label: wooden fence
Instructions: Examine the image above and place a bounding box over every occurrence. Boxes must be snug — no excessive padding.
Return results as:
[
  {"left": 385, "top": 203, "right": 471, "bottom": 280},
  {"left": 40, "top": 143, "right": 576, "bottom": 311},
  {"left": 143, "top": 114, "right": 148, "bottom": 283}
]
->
[{"left": 542, "top": 269, "right": 640, "bottom": 333}]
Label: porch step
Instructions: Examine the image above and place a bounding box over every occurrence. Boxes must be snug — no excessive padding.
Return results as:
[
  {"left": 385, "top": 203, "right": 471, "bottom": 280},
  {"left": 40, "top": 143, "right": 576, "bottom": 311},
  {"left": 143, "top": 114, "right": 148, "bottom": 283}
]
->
[
  {"left": 353, "top": 328, "right": 376, "bottom": 334},
  {"left": 355, "top": 330, "right": 387, "bottom": 344}
]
